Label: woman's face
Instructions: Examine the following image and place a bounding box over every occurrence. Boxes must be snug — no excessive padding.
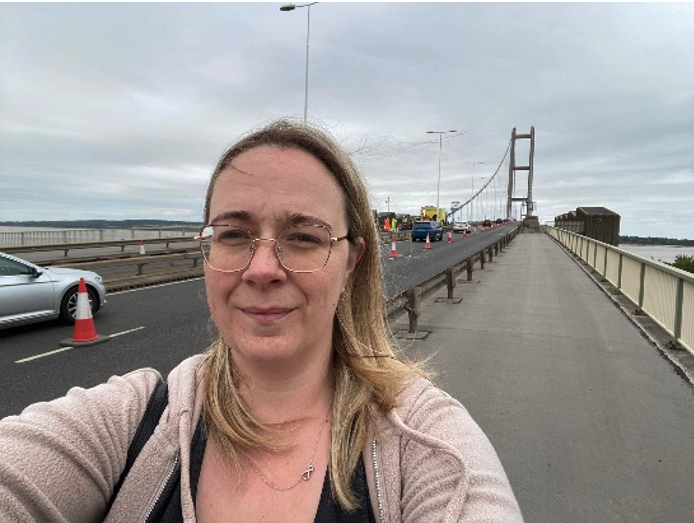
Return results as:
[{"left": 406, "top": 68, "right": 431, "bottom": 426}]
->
[{"left": 204, "top": 146, "right": 362, "bottom": 375}]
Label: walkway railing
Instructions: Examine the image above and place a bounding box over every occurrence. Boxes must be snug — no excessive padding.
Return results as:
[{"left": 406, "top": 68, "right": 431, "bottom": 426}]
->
[
  {"left": 0, "top": 226, "right": 199, "bottom": 247},
  {"left": 547, "top": 226, "right": 694, "bottom": 354}
]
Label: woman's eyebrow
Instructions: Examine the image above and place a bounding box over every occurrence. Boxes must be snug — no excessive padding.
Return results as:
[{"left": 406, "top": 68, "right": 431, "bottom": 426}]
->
[
  {"left": 283, "top": 212, "right": 332, "bottom": 229},
  {"left": 209, "top": 210, "right": 252, "bottom": 224},
  {"left": 209, "top": 210, "right": 333, "bottom": 229}
]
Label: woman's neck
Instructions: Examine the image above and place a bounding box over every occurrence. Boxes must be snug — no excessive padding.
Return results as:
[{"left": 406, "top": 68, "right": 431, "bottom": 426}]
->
[{"left": 234, "top": 353, "right": 335, "bottom": 424}]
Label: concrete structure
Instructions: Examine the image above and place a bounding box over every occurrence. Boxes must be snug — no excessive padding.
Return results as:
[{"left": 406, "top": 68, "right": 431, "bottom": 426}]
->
[
  {"left": 555, "top": 206, "right": 621, "bottom": 246},
  {"left": 506, "top": 127, "right": 536, "bottom": 219}
]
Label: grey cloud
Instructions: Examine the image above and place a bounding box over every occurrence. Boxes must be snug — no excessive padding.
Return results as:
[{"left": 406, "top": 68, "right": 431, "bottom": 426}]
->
[{"left": 1, "top": 2, "right": 692, "bottom": 238}]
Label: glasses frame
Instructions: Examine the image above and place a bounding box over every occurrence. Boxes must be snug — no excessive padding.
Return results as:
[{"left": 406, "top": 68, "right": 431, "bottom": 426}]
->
[{"left": 196, "top": 223, "right": 349, "bottom": 274}]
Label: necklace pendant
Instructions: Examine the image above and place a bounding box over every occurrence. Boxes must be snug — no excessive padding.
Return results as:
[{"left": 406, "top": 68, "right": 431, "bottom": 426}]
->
[{"left": 302, "top": 464, "right": 314, "bottom": 481}]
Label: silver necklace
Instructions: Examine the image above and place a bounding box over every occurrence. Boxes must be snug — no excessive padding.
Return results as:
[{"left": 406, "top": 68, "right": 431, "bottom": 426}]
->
[{"left": 247, "top": 411, "right": 330, "bottom": 492}]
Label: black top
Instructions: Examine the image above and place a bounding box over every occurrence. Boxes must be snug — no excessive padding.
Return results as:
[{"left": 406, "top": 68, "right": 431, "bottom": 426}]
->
[{"left": 146, "top": 421, "right": 376, "bottom": 523}]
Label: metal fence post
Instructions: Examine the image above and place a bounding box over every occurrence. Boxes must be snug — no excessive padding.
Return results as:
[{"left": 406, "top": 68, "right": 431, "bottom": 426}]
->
[
  {"left": 446, "top": 268, "right": 455, "bottom": 299},
  {"left": 480, "top": 251, "right": 485, "bottom": 270},
  {"left": 466, "top": 258, "right": 473, "bottom": 281},
  {"left": 488, "top": 246, "right": 494, "bottom": 262},
  {"left": 407, "top": 286, "right": 422, "bottom": 333},
  {"left": 637, "top": 262, "right": 646, "bottom": 313},
  {"left": 673, "top": 278, "right": 684, "bottom": 345}
]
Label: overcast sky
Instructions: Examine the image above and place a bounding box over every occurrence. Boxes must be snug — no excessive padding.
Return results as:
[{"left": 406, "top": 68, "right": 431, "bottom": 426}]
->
[{"left": 1, "top": 2, "right": 693, "bottom": 239}]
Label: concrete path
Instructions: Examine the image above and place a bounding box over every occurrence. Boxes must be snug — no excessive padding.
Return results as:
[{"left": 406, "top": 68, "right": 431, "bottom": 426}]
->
[{"left": 391, "top": 233, "right": 694, "bottom": 522}]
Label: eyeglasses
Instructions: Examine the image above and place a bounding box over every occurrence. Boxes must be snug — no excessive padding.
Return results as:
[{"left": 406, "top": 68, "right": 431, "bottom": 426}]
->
[{"left": 197, "top": 224, "right": 349, "bottom": 273}]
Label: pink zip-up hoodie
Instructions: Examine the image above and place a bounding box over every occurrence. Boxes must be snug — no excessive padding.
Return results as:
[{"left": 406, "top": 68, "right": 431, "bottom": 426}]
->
[{"left": 0, "top": 355, "right": 522, "bottom": 522}]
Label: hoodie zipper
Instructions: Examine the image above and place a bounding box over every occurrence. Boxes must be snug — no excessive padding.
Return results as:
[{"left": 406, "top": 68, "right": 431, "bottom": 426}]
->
[
  {"left": 371, "top": 438, "right": 385, "bottom": 523},
  {"left": 142, "top": 452, "right": 179, "bottom": 523}
]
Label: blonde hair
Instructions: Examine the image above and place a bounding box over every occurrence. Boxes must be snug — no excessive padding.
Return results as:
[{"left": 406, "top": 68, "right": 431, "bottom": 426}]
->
[{"left": 202, "top": 119, "right": 423, "bottom": 509}]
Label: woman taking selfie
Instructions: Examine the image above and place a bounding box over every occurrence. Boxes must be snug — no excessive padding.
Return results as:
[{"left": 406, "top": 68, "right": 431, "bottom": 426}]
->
[{"left": 0, "top": 120, "right": 523, "bottom": 522}]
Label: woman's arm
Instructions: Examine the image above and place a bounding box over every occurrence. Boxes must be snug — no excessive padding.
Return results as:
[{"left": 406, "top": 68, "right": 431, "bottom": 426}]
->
[{"left": 0, "top": 368, "right": 161, "bottom": 523}]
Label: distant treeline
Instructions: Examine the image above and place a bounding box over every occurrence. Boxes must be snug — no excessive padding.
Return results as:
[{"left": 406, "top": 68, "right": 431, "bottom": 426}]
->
[
  {"left": 619, "top": 235, "right": 694, "bottom": 246},
  {"left": 0, "top": 220, "right": 202, "bottom": 229}
]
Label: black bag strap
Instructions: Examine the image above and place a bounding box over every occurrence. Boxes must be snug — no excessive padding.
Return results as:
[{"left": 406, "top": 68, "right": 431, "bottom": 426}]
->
[{"left": 107, "top": 378, "right": 169, "bottom": 511}]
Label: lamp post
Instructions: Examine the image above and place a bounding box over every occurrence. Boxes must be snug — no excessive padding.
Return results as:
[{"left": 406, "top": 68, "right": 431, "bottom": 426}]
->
[
  {"left": 426, "top": 129, "right": 457, "bottom": 222},
  {"left": 470, "top": 162, "right": 483, "bottom": 222},
  {"left": 280, "top": 2, "right": 318, "bottom": 124},
  {"left": 480, "top": 176, "right": 489, "bottom": 220}
]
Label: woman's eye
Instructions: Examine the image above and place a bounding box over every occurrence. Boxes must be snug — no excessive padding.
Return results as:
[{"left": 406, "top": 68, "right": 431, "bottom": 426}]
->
[
  {"left": 216, "top": 230, "right": 250, "bottom": 244},
  {"left": 285, "top": 233, "right": 323, "bottom": 246}
]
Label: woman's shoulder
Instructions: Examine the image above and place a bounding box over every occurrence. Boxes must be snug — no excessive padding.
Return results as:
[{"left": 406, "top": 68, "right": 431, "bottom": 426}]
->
[
  {"left": 393, "top": 377, "right": 501, "bottom": 460},
  {"left": 395, "top": 377, "right": 468, "bottom": 424},
  {"left": 389, "top": 378, "right": 524, "bottom": 521}
]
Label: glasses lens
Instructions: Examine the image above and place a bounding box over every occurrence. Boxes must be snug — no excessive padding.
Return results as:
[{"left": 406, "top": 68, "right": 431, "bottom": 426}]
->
[
  {"left": 277, "top": 225, "right": 332, "bottom": 272},
  {"left": 200, "top": 225, "right": 253, "bottom": 272}
]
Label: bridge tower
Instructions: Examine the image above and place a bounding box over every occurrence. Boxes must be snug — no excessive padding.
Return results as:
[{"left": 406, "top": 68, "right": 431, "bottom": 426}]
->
[{"left": 506, "top": 127, "right": 536, "bottom": 220}]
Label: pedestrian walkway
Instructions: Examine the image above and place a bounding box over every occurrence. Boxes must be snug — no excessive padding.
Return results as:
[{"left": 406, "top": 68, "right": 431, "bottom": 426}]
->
[{"left": 391, "top": 233, "right": 694, "bottom": 522}]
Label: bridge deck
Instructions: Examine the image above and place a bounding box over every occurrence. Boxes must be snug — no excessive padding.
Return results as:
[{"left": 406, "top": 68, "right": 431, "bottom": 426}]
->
[{"left": 391, "top": 233, "right": 694, "bottom": 522}]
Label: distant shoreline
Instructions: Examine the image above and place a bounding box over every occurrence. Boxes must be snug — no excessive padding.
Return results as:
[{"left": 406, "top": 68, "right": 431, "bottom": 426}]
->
[{"left": 0, "top": 220, "right": 201, "bottom": 231}]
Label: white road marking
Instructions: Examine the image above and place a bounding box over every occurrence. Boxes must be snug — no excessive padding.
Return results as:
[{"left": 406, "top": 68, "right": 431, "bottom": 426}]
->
[
  {"left": 15, "top": 326, "right": 146, "bottom": 364},
  {"left": 109, "top": 326, "right": 146, "bottom": 338},
  {"left": 15, "top": 346, "right": 76, "bottom": 364},
  {"left": 108, "top": 277, "right": 204, "bottom": 295}
]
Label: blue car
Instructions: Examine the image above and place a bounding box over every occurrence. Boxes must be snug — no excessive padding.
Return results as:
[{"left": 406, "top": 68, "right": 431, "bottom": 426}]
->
[{"left": 411, "top": 220, "right": 443, "bottom": 242}]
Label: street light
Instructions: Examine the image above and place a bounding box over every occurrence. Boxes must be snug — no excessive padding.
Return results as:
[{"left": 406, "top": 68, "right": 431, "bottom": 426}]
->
[
  {"left": 426, "top": 129, "right": 457, "bottom": 222},
  {"left": 280, "top": 2, "right": 318, "bottom": 124},
  {"left": 470, "top": 162, "right": 483, "bottom": 222},
  {"left": 480, "top": 176, "right": 489, "bottom": 220}
]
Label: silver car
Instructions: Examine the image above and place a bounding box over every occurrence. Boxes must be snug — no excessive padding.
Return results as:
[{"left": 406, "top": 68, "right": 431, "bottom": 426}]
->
[{"left": 0, "top": 252, "right": 107, "bottom": 329}]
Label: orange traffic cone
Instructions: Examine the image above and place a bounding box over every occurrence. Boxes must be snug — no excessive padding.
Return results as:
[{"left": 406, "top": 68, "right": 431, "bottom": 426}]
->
[
  {"left": 139, "top": 240, "right": 146, "bottom": 255},
  {"left": 389, "top": 236, "right": 398, "bottom": 259},
  {"left": 424, "top": 233, "right": 431, "bottom": 250},
  {"left": 447, "top": 231, "right": 453, "bottom": 243},
  {"left": 61, "top": 278, "right": 109, "bottom": 347},
  {"left": 463, "top": 230, "right": 467, "bottom": 239}
]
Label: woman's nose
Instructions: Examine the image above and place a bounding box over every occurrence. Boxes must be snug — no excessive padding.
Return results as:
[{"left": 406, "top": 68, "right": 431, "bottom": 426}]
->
[{"left": 241, "top": 239, "right": 287, "bottom": 284}]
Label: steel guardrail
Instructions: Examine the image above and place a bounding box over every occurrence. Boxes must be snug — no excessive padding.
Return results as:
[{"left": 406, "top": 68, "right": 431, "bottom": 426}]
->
[{"left": 2, "top": 236, "right": 196, "bottom": 257}]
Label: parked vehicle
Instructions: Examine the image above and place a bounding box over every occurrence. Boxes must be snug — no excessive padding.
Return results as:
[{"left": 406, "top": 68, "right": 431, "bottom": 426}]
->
[
  {"left": 411, "top": 220, "right": 443, "bottom": 242},
  {"left": 452, "top": 222, "right": 471, "bottom": 234},
  {"left": 0, "top": 252, "right": 107, "bottom": 329}
]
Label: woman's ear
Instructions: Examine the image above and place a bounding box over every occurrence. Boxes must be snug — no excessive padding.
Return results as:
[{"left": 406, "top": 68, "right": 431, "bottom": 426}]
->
[{"left": 347, "top": 237, "right": 365, "bottom": 274}]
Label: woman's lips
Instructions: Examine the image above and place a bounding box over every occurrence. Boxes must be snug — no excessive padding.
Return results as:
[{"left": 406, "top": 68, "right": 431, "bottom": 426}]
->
[{"left": 241, "top": 308, "right": 293, "bottom": 324}]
